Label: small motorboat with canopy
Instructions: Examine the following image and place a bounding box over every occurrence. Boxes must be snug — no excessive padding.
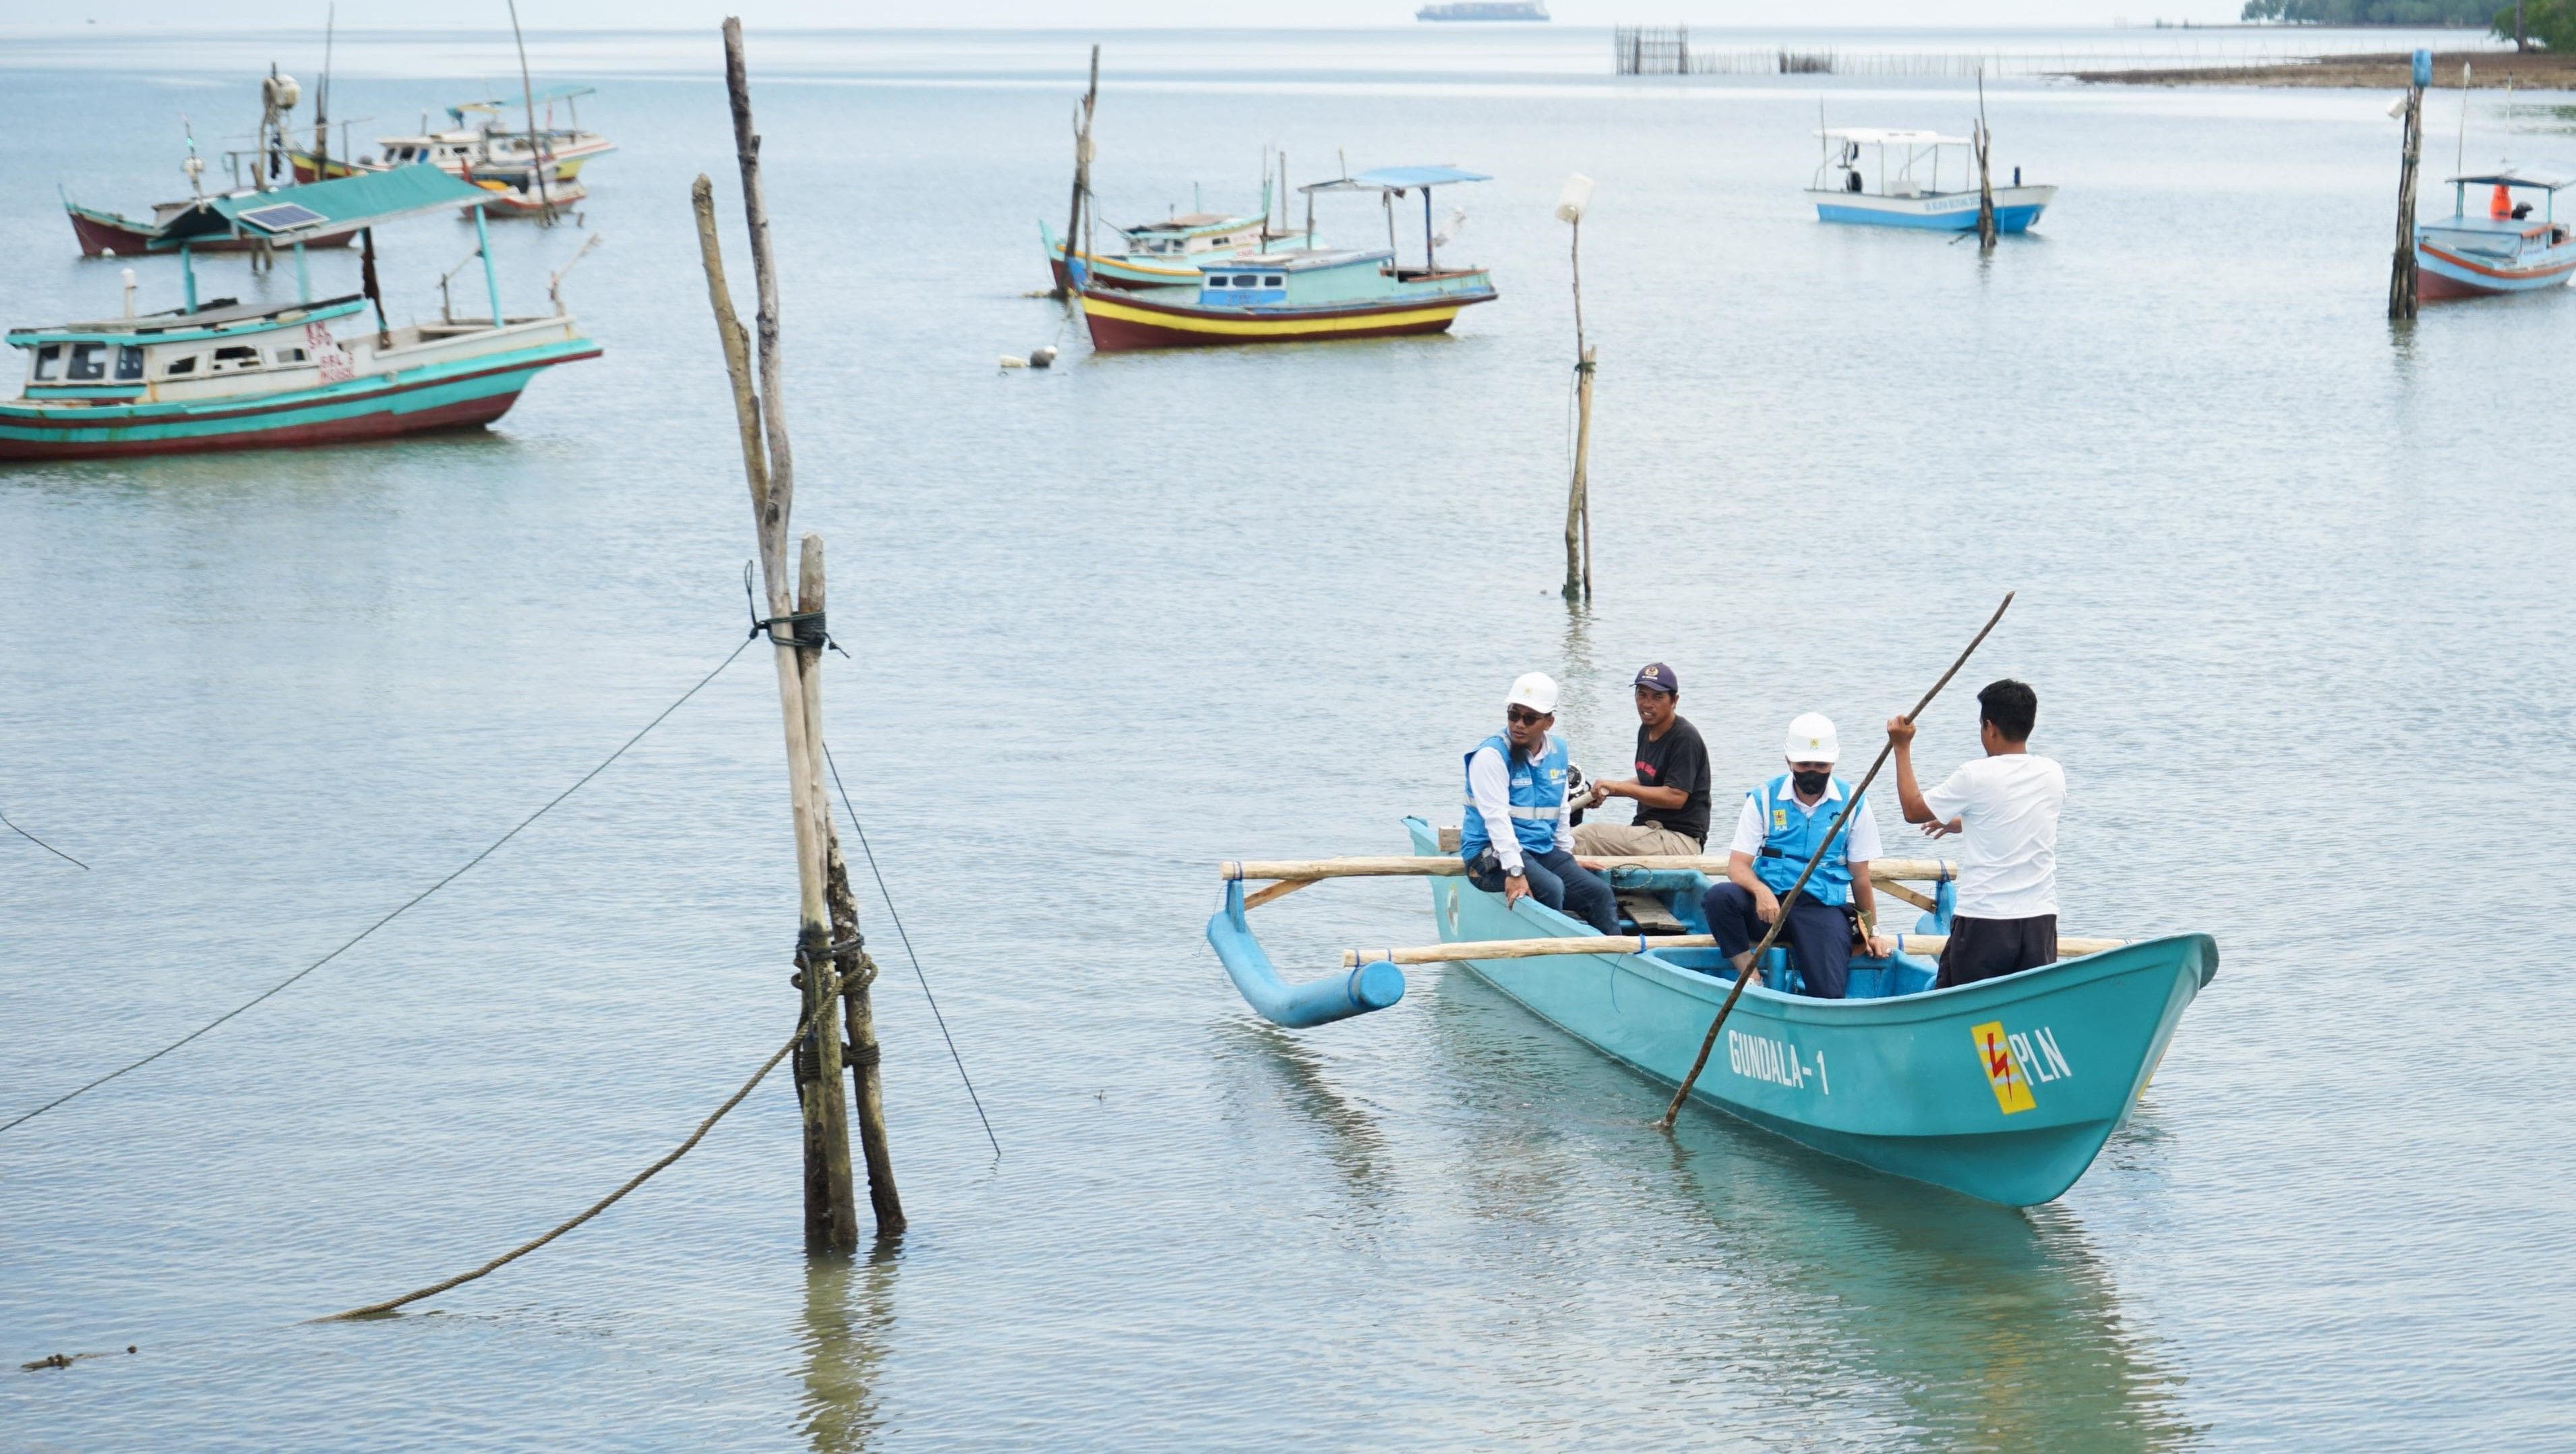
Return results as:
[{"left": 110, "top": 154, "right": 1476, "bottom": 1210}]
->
[{"left": 1808, "top": 127, "right": 2054, "bottom": 233}]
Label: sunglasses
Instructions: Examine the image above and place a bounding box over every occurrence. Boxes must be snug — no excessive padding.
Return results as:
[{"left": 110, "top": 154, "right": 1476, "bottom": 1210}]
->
[{"left": 1506, "top": 706, "right": 1545, "bottom": 726}]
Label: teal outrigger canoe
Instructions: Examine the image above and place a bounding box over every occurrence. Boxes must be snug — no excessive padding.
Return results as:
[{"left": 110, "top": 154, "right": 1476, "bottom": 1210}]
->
[{"left": 1207, "top": 817, "right": 2215, "bottom": 1207}]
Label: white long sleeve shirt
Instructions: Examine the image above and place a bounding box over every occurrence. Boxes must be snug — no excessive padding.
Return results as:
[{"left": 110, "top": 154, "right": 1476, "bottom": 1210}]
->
[{"left": 1466, "top": 734, "right": 1574, "bottom": 875}]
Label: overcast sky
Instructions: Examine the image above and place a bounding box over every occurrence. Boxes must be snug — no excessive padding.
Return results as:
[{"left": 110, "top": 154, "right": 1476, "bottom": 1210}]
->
[{"left": 24, "top": 2, "right": 2240, "bottom": 31}]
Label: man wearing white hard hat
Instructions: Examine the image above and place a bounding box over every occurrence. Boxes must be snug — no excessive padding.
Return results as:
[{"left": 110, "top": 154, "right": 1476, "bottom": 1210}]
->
[
  {"left": 1697, "top": 713, "right": 1895, "bottom": 1000},
  {"left": 1457, "top": 672, "right": 1619, "bottom": 935}
]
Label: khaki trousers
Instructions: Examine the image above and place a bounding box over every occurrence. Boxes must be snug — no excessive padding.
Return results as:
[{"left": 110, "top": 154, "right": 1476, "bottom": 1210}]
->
[{"left": 1571, "top": 821, "right": 1702, "bottom": 857}]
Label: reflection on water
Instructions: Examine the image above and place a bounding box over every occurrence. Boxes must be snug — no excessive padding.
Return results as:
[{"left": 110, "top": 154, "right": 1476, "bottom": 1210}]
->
[
  {"left": 1420, "top": 966, "right": 2191, "bottom": 1449},
  {"left": 798, "top": 1250, "right": 900, "bottom": 1454}
]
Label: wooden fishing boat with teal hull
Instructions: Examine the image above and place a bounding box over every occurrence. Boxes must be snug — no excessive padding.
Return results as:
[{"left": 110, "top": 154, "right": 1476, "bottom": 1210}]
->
[
  {"left": 4, "top": 167, "right": 597, "bottom": 462},
  {"left": 1207, "top": 819, "right": 2215, "bottom": 1207}
]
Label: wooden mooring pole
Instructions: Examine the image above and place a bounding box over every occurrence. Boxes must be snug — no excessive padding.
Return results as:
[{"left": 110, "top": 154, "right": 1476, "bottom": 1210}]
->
[
  {"left": 1974, "top": 70, "right": 1997, "bottom": 253},
  {"left": 2391, "top": 49, "right": 2428, "bottom": 320},
  {"left": 692, "top": 16, "right": 903, "bottom": 1253},
  {"left": 1557, "top": 174, "right": 1596, "bottom": 603},
  {"left": 1055, "top": 45, "right": 1100, "bottom": 299}
]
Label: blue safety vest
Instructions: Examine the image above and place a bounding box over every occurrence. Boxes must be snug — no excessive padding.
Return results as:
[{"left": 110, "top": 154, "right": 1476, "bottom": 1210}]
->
[
  {"left": 1750, "top": 773, "right": 1858, "bottom": 906},
  {"left": 1458, "top": 732, "right": 1571, "bottom": 864}
]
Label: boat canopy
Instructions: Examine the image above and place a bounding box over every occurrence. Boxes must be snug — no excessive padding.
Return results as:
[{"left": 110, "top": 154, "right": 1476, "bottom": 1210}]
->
[
  {"left": 1197, "top": 248, "right": 1392, "bottom": 273},
  {"left": 1818, "top": 128, "right": 1973, "bottom": 147},
  {"left": 2445, "top": 166, "right": 2576, "bottom": 191},
  {"left": 152, "top": 165, "right": 487, "bottom": 248},
  {"left": 1302, "top": 165, "right": 1491, "bottom": 195}
]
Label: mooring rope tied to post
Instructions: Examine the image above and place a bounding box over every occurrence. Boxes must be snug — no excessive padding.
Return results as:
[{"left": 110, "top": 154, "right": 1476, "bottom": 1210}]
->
[
  {"left": 2, "top": 810, "right": 90, "bottom": 869},
  {"left": 820, "top": 738, "right": 1002, "bottom": 1161},
  {"left": 316, "top": 998, "right": 822, "bottom": 1322},
  {"left": 0, "top": 633, "right": 759, "bottom": 1138}
]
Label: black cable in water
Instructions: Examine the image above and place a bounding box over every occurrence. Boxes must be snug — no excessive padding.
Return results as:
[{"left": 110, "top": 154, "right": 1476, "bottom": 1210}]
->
[
  {"left": 3, "top": 811, "right": 89, "bottom": 870},
  {"left": 0, "top": 634, "right": 758, "bottom": 1138},
  {"left": 820, "top": 739, "right": 1001, "bottom": 1162}
]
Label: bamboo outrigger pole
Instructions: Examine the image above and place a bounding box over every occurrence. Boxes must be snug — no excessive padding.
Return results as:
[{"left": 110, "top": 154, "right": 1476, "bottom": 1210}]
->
[
  {"left": 1656, "top": 591, "right": 2014, "bottom": 1132},
  {"left": 1334, "top": 932, "right": 2124, "bottom": 968}
]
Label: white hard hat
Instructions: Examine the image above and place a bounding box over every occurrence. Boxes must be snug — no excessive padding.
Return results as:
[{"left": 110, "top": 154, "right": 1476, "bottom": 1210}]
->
[
  {"left": 1783, "top": 712, "right": 1839, "bottom": 764},
  {"left": 1505, "top": 672, "right": 1559, "bottom": 716}
]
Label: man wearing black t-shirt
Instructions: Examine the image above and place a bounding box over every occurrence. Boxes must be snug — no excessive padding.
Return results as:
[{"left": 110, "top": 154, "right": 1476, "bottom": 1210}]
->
[{"left": 1572, "top": 662, "right": 1712, "bottom": 856}]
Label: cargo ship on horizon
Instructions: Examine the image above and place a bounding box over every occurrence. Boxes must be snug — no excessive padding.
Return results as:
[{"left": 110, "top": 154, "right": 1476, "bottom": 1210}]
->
[{"left": 1416, "top": 1, "right": 1549, "bottom": 20}]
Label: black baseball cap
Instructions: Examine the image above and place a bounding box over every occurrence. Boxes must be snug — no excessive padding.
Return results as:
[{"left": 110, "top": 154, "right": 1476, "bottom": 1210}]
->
[{"left": 1633, "top": 663, "right": 1679, "bottom": 694}]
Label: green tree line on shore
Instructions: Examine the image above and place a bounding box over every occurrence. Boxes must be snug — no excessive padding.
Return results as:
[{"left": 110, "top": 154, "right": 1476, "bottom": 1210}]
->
[{"left": 2242, "top": 0, "right": 2570, "bottom": 50}]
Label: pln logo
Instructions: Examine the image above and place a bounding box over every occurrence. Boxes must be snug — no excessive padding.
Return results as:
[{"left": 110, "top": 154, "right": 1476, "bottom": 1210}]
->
[{"left": 1971, "top": 1020, "right": 2072, "bottom": 1115}]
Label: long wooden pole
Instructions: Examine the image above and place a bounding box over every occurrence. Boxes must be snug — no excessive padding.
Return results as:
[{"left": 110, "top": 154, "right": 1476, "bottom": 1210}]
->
[
  {"left": 1223, "top": 856, "right": 1959, "bottom": 883},
  {"left": 2391, "top": 69, "right": 2424, "bottom": 319},
  {"left": 1562, "top": 213, "right": 1594, "bottom": 602},
  {"left": 508, "top": 0, "right": 554, "bottom": 226},
  {"left": 1657, "top": 591, "right": 2014, "bottom": 1131},
  {"left": 1055, "top": 44, "right": 1100, "bottom": 299},
  {"left": 1337, "top": 931, "right": 2124, "bottom": 968},
  {"left": 711, "top": 18, "right": 862, "bottom": 1254}
]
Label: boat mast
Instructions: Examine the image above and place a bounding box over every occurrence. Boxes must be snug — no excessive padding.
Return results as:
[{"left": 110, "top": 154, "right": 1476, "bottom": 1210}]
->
[
  {"left": 507, "top": 0, "right": 556, "bottom": 226},
  {"left": 313, "top": 3, "right": 335, "bottom": 177}
]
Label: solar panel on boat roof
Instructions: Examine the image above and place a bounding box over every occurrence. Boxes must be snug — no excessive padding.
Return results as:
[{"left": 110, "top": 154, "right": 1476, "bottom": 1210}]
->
[{"left": 237, "top": 202, "right": 328, "bottom": 233}]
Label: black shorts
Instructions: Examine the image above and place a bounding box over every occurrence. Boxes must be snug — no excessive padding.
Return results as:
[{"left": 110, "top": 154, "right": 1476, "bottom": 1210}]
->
[{"left": 1935, "top": 913, "right": 2058, "bottom": 989}]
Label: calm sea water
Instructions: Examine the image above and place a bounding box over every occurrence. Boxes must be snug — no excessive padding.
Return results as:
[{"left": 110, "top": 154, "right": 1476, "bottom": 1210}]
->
[{"left": 5, "top": 26, "right": 2573, "bottom": 1451}]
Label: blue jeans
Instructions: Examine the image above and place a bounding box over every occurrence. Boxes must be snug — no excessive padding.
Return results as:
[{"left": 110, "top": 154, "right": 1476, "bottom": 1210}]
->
[
  {"left": 1467, "top": 847, "right": 1620, "bottom": 935},
  {"left": 1702, "top": 881, "right": 1853, "bottom": 999}
]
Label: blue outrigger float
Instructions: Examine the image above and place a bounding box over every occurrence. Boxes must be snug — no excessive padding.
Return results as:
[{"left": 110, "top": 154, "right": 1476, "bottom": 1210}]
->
[{"left": 1209, "top": 821, "right": 2214, "bottom": 1207}]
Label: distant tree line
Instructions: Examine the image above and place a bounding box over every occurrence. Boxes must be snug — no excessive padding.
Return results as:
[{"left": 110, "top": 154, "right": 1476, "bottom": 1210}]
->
[
  {"left": 2240, "top": 0, "right": 2492, "bottom": 23},
  {"left": 2242, "top": 0, "right": 2568, "bottom": 50}
]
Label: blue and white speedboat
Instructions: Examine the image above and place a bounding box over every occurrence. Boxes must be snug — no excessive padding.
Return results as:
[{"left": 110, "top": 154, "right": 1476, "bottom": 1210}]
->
[{"left": 1808, "top": 128, "right": 2054, "bottom": 233}]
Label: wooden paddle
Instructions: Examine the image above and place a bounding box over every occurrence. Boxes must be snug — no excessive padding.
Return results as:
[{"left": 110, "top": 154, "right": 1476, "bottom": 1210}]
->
[{"left": 1655, "top": 591, "right": 2015, "bottom": 1133}]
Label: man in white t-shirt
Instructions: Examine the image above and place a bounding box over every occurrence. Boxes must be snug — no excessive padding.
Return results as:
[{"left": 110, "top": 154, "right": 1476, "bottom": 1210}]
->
[{"left": 1886, "top": 678, "right": 2066, "bottom": 989}]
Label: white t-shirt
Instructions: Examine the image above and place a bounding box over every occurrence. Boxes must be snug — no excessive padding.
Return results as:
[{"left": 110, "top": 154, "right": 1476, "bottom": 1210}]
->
[{"left": 1921, "top": 753, "right": 2064, "bottom": 920}]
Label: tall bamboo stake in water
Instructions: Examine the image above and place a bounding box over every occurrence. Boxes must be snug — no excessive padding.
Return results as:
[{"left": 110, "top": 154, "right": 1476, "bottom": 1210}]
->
[
  {"left": 1975, "top": 69, "right": 1996, "bottom": 253},
  {"left": 2391, "top": 51, "right": 2428, "bottom": 320},
  {"left": 1557, "top": 174, "right": 1596, "bottom": 603},
  {"left": 1056, "top": 45, "right": 1100, "bottom": 299},
  {"left": 692, "top": 18, "right": 899, "bottom": 1253},
  {"left": 1657, "top": 592, "right": 2014, "bottom": 1132}
]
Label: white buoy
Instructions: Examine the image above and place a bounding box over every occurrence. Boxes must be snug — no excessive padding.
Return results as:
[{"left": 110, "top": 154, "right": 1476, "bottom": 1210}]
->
[
  {"left": 999, "top": 355, "right": 1029, "bottom": 369},
  {"left": 1029, "top": 346, "right": 1058, "bottom": 369}
]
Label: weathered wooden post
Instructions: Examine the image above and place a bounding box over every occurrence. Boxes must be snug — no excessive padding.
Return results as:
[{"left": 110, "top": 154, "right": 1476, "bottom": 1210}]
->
[
  {"left": 1557, "top": 174, "right": 1596, "bottom": 603},
  {"left": 1974, "top": 69, "right": 1997, "bottom": 253},
  {"left": 827, "top": 833, "right": 905, "bottom": 1235},
  {"left": 688, "top": 16, "right": 895, "bottom": 1254},
  {"left": 2391, "top": 49, "right": 2429, "bottom": 320},
  {"left": 1054, "top": 45, "right": 1100, "bottom": 299}
]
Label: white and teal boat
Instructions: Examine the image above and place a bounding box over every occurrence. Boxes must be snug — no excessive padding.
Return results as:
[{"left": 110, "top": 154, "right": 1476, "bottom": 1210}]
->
[
  {"left": 4, "top": 167, "right": 597, "bottom": 462},
  {"left": 1208, "top": 821, "right": 2213, "bottom": 1207},
  {"left": 1809, "top": 128, "right": 2055, "bottom": 233}
]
